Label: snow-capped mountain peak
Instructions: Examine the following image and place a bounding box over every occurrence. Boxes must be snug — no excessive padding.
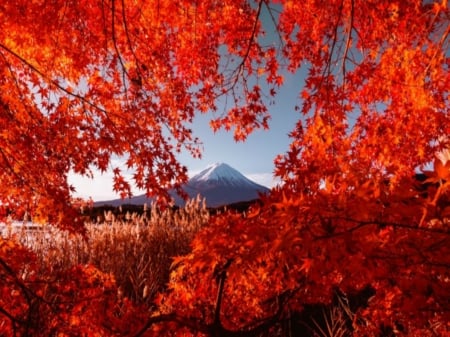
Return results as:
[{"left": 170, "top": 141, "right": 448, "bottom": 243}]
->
[
  {"left": 95, "top": 163, "right": 270, "bottom": 208},
  {"left": 190, "top": 162, "right": 249, "bottom": 183},
  {"left": 184, "top": 162, "right": 270, "bottom": 204}
]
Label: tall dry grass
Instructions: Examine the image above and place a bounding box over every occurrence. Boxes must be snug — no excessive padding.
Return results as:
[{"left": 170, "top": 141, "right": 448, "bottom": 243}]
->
[
  {"left": 2, "top": 197, "right": 360, "bottom": 336},
  {"left": 4, "top": 196, "right": 209, "bottom": 307}
]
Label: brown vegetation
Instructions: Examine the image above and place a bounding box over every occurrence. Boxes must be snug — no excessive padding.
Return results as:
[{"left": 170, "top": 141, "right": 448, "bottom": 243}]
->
[{"left": 3, "top": 197, "right": 209, "bottom": 308}]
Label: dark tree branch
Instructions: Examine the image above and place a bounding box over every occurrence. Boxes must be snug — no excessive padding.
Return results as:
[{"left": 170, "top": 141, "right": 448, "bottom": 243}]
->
[
  {"left": 222, "top": 0, "right": 264, "bottom": 95},
  {"left": 0, "top": 44, "right": 103, "bottom": 113},
  {"left": 212, "top": 258, "right": 233, "bottom": 328},
  {"left": 313, "top": 216, "right": 450, "bottom": 241},
  {"left": 134, "top": 278, "right": 297, "bottom": 337}
]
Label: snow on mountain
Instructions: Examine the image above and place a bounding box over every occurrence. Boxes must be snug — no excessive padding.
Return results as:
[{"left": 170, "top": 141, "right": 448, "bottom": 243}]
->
[
  {"left": 188, "top": 162, "right": 265, "bottom": 189},
  {"left": 191, "top": 162, "right": 248, "bottom": 183},
  {"left": 95, "top": 163, "right": 270, "bottom": 208}
]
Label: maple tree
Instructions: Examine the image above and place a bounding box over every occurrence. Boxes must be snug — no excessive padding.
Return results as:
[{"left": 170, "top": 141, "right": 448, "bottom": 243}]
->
[
  {"left": 0, "top": 0, "right": 449, "bottom": 336},
  {"left": 0, "top": 0, "right": 268, "bottom": 229},
  {"left": 0, "top": 236, "right": 148, "bottom": 336}
]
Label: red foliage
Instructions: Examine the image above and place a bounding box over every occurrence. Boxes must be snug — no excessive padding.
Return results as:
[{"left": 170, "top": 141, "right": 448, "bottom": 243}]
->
[
  {"left": 0, "top": 237, "right": 147, "bottom": 336},
  {"left": 0, "top": 0, "right": 449, "bottom": 335}
]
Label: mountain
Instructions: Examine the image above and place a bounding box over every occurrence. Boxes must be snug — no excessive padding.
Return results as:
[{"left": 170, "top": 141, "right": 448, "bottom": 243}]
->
[{"left": 95, "top": 163, "right": 271, "bottom": 208}]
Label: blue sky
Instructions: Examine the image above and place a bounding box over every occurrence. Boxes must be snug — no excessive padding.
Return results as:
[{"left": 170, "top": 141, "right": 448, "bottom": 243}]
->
[
  {"left": 69, "top": 69, "right": 303, "bottom": 200},
  {"left": 69, "top": 4, "right": 305, "bottom": 201}
]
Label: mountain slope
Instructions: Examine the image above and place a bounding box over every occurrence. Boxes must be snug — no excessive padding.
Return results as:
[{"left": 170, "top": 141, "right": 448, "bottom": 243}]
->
[{"left": 95, "top": 163, "right": 270, "bottom": 208}]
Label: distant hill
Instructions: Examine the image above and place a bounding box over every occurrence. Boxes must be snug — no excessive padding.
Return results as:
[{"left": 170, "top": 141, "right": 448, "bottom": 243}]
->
[{"left": 94, "top": 163, "right": 271, "bottom": 208}]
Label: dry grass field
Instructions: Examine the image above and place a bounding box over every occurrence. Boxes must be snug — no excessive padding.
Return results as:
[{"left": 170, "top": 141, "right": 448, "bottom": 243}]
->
[
  {"left": 2, "top": 196, "right": 209, "bottom": 308},
  {"left": 1, "top": 197, "right": 357, "bottom": 336}
]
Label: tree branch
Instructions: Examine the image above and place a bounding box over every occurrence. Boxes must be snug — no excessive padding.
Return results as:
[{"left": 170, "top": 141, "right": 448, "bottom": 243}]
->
[
  {"left": 0, "top": 43, "right": 109, "bottom": 115},
  {"left": 223, "top": 0, "right": 264, "bottom": 95},
  {"left": 314, "top": 216, "right": 450, "bottom": 241},
  {"left": 134, "top": 283, "right": 296, "bottom": 337}
]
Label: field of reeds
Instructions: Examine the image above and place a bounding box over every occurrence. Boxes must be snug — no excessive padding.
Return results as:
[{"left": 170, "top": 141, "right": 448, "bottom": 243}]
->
[
  {"left": 2, "top": 196, "right": 357, "bottom": 337},
  {"left": 2, "top": 196, "right": 209, "bottom": 308}
]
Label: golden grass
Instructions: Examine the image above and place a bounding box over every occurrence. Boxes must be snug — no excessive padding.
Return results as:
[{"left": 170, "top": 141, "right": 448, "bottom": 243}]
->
[{"left": 4, "top": 196, "right": 209, "bottom": 307}]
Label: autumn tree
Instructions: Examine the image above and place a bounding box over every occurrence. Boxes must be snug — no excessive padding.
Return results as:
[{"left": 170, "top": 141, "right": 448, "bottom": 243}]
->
[
  {"left": 0, "top": 0, "right": 275, "bottom": 229},
  {"left": 145, "top": 1, "right": 450, "bottom": 336},
  {"left": 0, "top": 0, "right": 449, "bottom": 336}
]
